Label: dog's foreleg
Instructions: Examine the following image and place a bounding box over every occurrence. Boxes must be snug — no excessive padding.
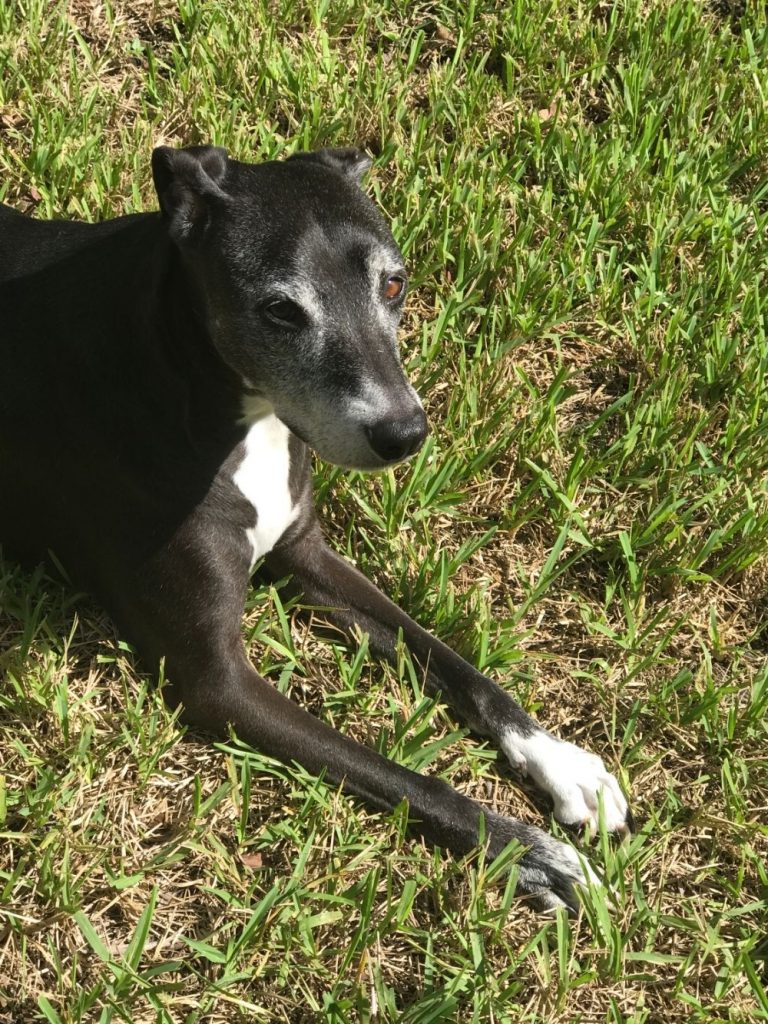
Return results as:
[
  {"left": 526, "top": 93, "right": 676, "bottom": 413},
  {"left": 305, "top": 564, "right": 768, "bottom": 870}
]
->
[
  {"left": 265, "top": 527, "right": 632, "bottom": 836},
  {"left": 116, "top": 528, "right": 602, "bottom": 913},
  {"left": 170, "top": 643, "right": 594, "bottom": 914}
]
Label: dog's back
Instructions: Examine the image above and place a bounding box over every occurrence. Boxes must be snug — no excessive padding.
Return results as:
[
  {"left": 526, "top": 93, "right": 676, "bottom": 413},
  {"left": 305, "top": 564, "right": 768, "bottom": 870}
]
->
[
  {"left": 0, "top": 203, "right": 153, "bottom": 281},
  {"left": 0, "top": 204, "right": 181, "bottom": 574}
]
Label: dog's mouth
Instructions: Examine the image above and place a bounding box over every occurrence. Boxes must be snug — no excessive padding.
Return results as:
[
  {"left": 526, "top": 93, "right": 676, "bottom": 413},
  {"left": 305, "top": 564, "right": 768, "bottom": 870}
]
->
[
  {"left": 255, "top": 390, "right": 428, "bottom": 472},
  {"left": 278, "top": 416, "right": 426, "bottom": 471},
  {"left": 304, "top": 421, "right": 427, "bottom": 472}
]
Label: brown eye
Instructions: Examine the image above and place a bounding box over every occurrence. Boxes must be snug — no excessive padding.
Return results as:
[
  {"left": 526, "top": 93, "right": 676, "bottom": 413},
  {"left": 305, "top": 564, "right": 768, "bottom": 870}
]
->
[{"left": 384, "top": 276, "right": 405, "bottom": 301}]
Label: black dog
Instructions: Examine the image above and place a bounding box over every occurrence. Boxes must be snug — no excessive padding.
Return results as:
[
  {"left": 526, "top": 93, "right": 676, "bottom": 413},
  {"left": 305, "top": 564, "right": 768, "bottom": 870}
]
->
[{"left": 0, "top": 145, "right": 630, "bottom": 912}]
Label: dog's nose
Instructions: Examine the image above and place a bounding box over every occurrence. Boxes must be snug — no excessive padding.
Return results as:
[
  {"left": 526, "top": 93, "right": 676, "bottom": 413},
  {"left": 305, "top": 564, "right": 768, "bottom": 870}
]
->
[{"left": 365, "top": 409, "right": 428, "bottom": 463}]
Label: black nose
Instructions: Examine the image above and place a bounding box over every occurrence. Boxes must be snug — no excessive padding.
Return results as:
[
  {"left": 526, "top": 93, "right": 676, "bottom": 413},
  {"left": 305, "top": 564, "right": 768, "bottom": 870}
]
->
[{"left": 365, "top": 408, "right": 428, "bottom": 463}]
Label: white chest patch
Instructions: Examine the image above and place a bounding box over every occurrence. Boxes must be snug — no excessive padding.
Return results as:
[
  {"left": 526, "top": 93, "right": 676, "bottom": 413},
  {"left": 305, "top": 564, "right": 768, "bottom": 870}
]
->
[{"left": 232, "top": 414, "right": 298, "bottom": 566}]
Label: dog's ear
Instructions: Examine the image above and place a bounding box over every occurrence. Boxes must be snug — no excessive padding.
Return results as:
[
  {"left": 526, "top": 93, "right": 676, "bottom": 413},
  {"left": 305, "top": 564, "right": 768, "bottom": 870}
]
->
[
  {"left": 288, "top": 147, "right": 372, "bottom": 184},
  {"left": 152, "top": 145, "right": 229, "bottom": 242}
]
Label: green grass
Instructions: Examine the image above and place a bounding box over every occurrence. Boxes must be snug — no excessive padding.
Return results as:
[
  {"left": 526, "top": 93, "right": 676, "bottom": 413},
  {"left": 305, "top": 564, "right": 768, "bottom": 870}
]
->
[{"left": 1, "top": 0, "right": 768, "bottom": 1020}]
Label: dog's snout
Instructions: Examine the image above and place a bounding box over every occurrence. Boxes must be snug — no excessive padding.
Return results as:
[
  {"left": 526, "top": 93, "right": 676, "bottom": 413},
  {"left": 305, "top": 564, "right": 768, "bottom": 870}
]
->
[{"left": 365, "top": 408, "right": 428, "bottom": 464}]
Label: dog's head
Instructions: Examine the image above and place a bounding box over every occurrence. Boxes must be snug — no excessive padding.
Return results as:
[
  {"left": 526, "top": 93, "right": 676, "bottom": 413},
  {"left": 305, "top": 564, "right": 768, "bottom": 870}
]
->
[{"left": 152, "top": 144, "right": 428, "bottom": 470}]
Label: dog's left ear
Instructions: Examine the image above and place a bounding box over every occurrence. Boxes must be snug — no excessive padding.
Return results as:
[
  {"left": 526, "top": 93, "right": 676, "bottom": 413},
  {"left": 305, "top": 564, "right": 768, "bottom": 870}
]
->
[
  {"left": 288, "top": 147, "right": 372, "bottom": 184},
  {"left": 152, "top": 145, "right": 229, "bottom": 242}
]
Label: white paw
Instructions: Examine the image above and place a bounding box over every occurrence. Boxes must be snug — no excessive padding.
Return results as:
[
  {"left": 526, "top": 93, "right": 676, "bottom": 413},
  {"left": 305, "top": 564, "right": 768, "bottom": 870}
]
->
[{"left": 501, "top": 728, "right": 630, "bottom": 834}]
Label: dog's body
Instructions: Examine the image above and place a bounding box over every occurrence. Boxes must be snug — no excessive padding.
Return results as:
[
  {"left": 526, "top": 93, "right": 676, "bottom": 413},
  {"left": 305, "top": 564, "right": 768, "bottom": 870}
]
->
[{"left": 0, "top": 146, "right": 630, "bottom": 912}]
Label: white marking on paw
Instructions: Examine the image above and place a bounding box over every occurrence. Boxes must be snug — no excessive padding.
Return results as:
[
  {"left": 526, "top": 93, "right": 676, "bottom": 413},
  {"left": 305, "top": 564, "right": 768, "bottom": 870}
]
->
[
  {"left": 233, "top": 412, "right": 298, "bottom": 566},
  {"left": 501, "top": 728, "right": 629, "bottom": 833}
]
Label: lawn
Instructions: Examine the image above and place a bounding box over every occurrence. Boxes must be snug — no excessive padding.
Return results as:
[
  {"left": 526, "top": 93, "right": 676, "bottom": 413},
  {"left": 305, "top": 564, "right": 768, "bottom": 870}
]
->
[{"left": 1, "top": 0, "right": 767, "bottom": 1021}]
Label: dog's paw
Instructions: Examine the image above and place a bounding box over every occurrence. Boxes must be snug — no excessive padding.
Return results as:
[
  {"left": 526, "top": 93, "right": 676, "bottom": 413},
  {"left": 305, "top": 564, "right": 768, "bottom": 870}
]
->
[
  {"left": 486, "top": 813, "right": 600, "bottom": 915},
  {"left": 500, "top": 728, "right": 631, "bottom": 835}
]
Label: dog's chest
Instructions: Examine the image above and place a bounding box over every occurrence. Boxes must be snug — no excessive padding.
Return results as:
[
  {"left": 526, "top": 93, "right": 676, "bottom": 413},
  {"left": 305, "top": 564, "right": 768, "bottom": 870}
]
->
[{"left": 232, "top": 415, "right": 298, "bottom": 566}]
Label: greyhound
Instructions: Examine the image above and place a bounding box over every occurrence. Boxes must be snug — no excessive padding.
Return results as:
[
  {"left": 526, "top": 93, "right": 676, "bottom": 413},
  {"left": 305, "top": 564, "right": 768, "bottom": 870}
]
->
[{"left": 0, "top": 145, "right": 631, "bottom": 913}]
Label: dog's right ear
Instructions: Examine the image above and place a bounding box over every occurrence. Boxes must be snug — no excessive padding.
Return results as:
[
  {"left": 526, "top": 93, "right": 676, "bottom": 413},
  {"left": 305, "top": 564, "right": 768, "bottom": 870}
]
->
[
  {"left": 288, "top": 148, "right": 372, "bottom": 184},
  {"left": 152, "top": 145, "right": 229, "bottom": 242}
]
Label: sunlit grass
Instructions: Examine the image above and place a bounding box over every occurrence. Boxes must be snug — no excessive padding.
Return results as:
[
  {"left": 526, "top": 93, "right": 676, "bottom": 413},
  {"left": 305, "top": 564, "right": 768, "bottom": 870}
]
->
[{"left": 1, "top": 0, "right": 767, "bottom": 1021}]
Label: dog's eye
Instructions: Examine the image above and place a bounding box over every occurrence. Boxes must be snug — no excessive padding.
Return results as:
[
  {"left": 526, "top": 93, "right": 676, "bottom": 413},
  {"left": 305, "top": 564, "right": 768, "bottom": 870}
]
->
[
  {"left": 384, "top": 276, "right": 405, "bottom": 301},
  {"left": 264, "top": 299, "right": 303, "bottom": 327}
]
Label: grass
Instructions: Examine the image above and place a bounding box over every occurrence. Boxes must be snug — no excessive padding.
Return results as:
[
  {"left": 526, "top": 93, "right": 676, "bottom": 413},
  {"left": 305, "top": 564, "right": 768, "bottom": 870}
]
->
[{"left": 1, "top": 0, "right": 768, "bottom": 1020}]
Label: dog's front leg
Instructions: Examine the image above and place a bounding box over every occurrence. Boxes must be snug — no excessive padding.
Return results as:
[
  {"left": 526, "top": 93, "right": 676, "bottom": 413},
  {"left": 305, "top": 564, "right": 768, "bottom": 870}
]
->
[
  {"left": 163, "top": 640, "right": 593, "bottom": 914},
  {"left": 118, "top": 532, "right": 592, "bottom": 912},
  {"left": 265, "top": 525, "right": 632, "bottom": 836}
]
